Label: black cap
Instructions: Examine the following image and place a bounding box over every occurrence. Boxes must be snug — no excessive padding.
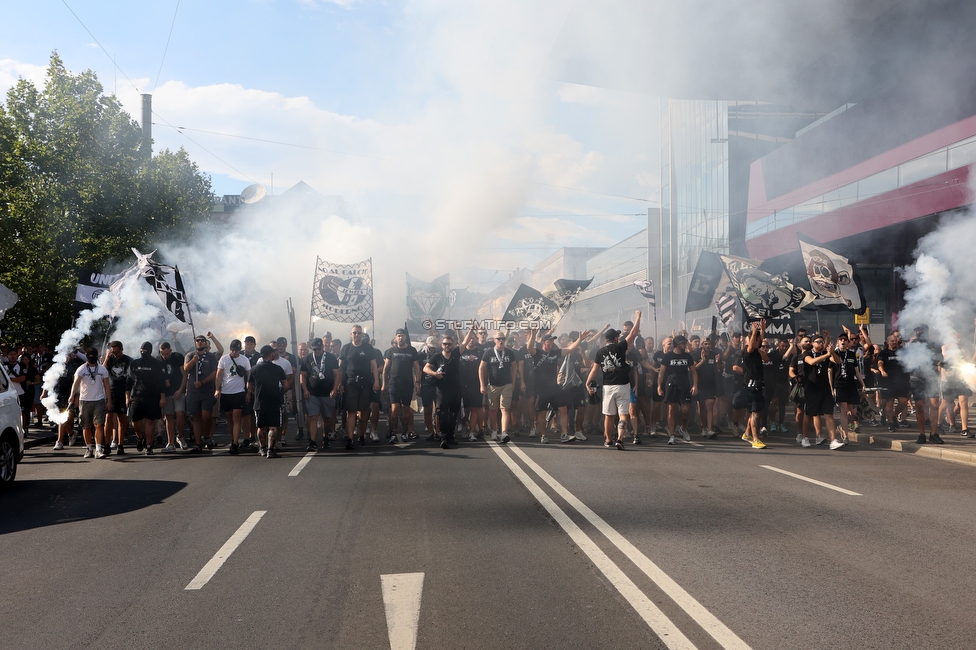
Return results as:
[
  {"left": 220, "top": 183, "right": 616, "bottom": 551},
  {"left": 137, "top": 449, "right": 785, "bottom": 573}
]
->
[
  {"left": 673, "top": 335, "right": 688, "bottom": 346},
  {"left": 542, "top": 334, "right": 556, "bottom": 342},
  {"left": 260, "top": 344, "right": 275, "bottom": 357},
  {"left": 605, "top": 329, "right": 621, "bottom": 341},
  {"left": 229, "top": 339, "right": 242, "bottom": 350},
  {"left": 276, "top": 336, "right": 287, "bottom": 345},
  {"left": 311, "top": 337, "right": 323, "bottom": 349},
  {"left": 395, "top": 328, "right": 407, "bottom": 336},
  {"left": 140, "top": 341, "right": 153, "bottom": 353}
]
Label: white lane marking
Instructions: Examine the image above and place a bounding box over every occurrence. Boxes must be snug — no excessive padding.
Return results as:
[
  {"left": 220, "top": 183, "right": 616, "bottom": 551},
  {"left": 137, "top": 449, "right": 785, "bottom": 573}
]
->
[
  {"left": 381, "top": 573, "right": 424, "bottom": 650},
  {"left": 760, "top": 465, "right": 862, "bottom": 496},
  {"left": 488, "top": 442, "right": 696, "bottom": 650},
  {"left": 679, "top": 439, "right": 706, "bottom": 448},
  {"left": 288, "top": 451, "right": 316, "bottom": 476},
  {"left": 508, "top": 444, "right": 752, "bottom": 650},
  {"left": 185, "top": 511, "right": 267, "bottom": 590}
]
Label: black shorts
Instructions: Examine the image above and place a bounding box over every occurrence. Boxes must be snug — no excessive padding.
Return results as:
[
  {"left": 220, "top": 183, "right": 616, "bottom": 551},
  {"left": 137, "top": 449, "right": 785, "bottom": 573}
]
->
[
  {"left": 220, "top": 392, "right": 247, "bottom": 412},
  {"left": 732, "top": 388, "right": 765, "bottom": 413},
  {"left": 882, "top": 377, "right": 911, "bottom": 400},
  {"left": 834, "top": 384, "right": 860, "bottom": 405},
  {"left": 697, "top": 383, "right": 717, "bottom": 401},
  {"left": 562, "top": 385, "right": 587, "bottom": 409},
  {"left": 461, "top": 387, "right": 482, "bottom": 410},
  {"left": 389, "top": 381, "right": 414, "bottom": 406},
  {"left": 663, "top": 383, "right": 692, "bottom": 404},
  {"left": 255, "top": 407, "right": 282, "bottom": 429},
  {"left": 536, "top": 390, "right": 567, "bottom": 412},
  {"left": 243, "top": 397, "right": 254, "bottom": 417},
  {"left": 943, "top": 381, "right": 973, "bottom": 399},
  {"left": 129, "top": 400, "right": 161, "bottom": 422},
  {"left": 803, "top": 389, "right": 835, "bottom": 417},
  {"left": 345, "top": 381, "right": 373, "bottom": 413},
  {"left": 420, "top": 383, "right": 437, "bottom": 409},
  {"left": 911, "top": 376, "right": 939, "bottom": 400},
  {"left": 109, "top": 389, "right": 127, "bottom": 415}
]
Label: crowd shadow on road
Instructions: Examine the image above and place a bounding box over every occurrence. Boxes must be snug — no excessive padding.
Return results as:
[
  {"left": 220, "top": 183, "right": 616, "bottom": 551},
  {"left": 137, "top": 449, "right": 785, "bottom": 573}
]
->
[{"left": 0, "top": 478, "right": 186, "bottom": 535}]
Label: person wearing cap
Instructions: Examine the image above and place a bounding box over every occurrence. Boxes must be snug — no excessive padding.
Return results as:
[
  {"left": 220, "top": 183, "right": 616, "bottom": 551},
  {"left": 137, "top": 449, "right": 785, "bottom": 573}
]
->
[
  {"left": 126, "top": 342, "right": 166, "bottom": 455},
  {"left": 103, "top": 340, "right": 132, "bottom": 455},
  {"left": 240, "top": 335, "right": 261, "bottom": 448},
  {"left": 248, "top": 345, "right": 287, "bottom": 457},
  {"left": 423, "top": 333, "right": 463, "bottom": 449},
  {"left": 338, "top": 324, "right": 380, "bottom": 449},
  {"left": 383, "top": 328, "right": 421, "bottom": 444},
  {"left": 802, "top": 331, "right": 846, "bottom": 450},
  {"left": 69, "top": 346, "right": 113, "bottom": 458},
  {"left": 183, "top": 332, "right": 220, "bottom": 452},
  {"left": 479, "top": 329, "right": 520, "bottom": 443},
  {"left": 832, "top": 329, "right": 866, "bottom": 440},
  {"left": 300, "top": 337, "right": 340, "bottom": 451},
  {"left": 527, "top": 328, "right": 588, "bottom": 443},
  {"left": 586, "top": 311, "right": 643, "bottom": 450},
  {"left": 215, "top": 339, "right": 251, "bottom": 455},
  {"left": 658, "top": 333, "right": 698, "bottom": 445}
]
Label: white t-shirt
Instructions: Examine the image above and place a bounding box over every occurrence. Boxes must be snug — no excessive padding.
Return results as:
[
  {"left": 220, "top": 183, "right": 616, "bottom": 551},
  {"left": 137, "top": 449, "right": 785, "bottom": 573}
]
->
[
  {"left": 74, "top": 363, "right": 109, "bottom": 401},
  {"left": 217, "top": 354, "right": 251, "bottom": 395}
]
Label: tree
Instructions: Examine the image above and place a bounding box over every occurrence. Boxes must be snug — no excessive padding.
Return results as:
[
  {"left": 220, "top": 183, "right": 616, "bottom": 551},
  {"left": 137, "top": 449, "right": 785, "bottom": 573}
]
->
[{"left": 0, "top": 53, "right": 213, "bottom": 344}]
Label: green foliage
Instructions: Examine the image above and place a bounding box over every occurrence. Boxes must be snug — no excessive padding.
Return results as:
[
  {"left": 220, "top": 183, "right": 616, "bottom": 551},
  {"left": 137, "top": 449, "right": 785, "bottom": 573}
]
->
[{"left": 0, "top": 53, "right": 213, "bottom": 344}]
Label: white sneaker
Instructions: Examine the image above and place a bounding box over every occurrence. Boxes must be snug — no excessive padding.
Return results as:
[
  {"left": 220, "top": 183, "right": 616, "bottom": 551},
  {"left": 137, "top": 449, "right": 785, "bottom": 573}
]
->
[
  {"left": 760, "top": 427, "right": 768, "bottom": 436},
  {"left": 574, "top": 430, "right": 587, "bottom": 441},
  {"left": 371, "top": 431, "right": 380, "bottom": 442},
  {"left": 540, "top": 435, "right": 549, "bottom": 444},
  {"left": 467, "top": 433, "right": 477, "bottom": 442},
  {"left": 801, "top": 437, "right": 812, "bottom": 448},
  {"left": 667, "top": 435, "right": 676, "bottom": 445},
  {"left": 560, "top": 433, "right": 574, "bottom": 443},
  {"left": 176, "top": 437, "right": 189, "bottom": 450},
  {"left": 796, "top": 434, "right": 803, "bottom": 444},
  {"left": 528, "top": 427, "right": 538, "bottom": 438},
  {"left": 490, "top": 431, "right": 498, "bottom": 441},
  {"left": 94, "top": 447, "right": 107, "bottom": 459},
  {"left": 815, "top": 434, "right": 827, "bottom": 445},
  {"left": 680, "top": 427, "right": 691, "bottom": 442},
  {"left": 162, "top": 443, "right": 176, "bottom": 453},
  {"left": 829, "top": 438, "right": 846, "bottom": 450},
  {"left": 110, "top": 441, "right": 118, "bottom": 450},
  {"left": 53, "top": 441, "right": 64, "bottom": 450}
]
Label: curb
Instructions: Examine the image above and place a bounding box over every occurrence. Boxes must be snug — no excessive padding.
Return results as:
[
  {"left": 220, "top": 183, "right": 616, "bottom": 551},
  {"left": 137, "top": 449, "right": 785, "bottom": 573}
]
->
[{"left": 841, "top": 430, "right": 976, "bottom": 468}]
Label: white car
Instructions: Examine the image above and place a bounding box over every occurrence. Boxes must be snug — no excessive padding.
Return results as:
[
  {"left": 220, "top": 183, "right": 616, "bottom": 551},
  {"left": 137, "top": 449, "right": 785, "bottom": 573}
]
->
[{"left": 0, "top": 362, "right": 25, "bottom": 488}]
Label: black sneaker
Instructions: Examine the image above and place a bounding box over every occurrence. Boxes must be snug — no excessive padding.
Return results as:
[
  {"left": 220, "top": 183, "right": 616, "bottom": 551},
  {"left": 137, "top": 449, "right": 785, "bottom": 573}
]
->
[
  {"left": 887, "top": 425, "right": 897, "bottom": 433},
  {"left": 136, "top": 439, "right": 144, "bottom": 452},
  {"left": 296, "top": 431, "right": 305, "bottom": 441},
  {"left": 305, "top": 441, "right": 317, "bottom": 452},
  {"left": 615, "top": 439, "right": 625, "bottom": 450},
  {"left": 258, "top": 446, "right": 267, "bottom": 457},
  {"left": 962, "top": 430, "right": 971, "bottom": 438},
  {"left": 916, "top": 434, "right": 927, "bottom": 444},
  {"left": 189, "top": 445, "right": 202, "bottom": 454},
  {"left": 205, "top": 438, "right": 215, "bottom": 450},
  {"left": 117, "top": 445, "right": 126, "bottom": 456},
  {"left": 345, "top": 438, "right": 355, "bottom": 450},
  {"left": 322, "top": 438, "right": 329, "bottom": 449},
  {"left": 229, "top": 442, "right": 239, "bottom": 455},
  {"left": 930, "top": 433, "right": 945, "bottom": 444},
  {"left": 240, "top": 439, "right": 252, "bottom": 450},
  {"left": 267, "top": 447, "right": 278, "bottom": 458},
  {"left": 145, "top": 446, "right": 154, "bottom": 456},
  {"left": 440, "top": 439, "right": 450, "bottom": 449}
]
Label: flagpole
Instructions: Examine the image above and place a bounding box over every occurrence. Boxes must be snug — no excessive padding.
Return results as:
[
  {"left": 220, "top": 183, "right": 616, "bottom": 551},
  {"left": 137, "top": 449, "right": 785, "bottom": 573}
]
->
[
  {"left": 308, "top": 257, "right": 319, "bottom": 343},
  {"left": 176, "top": 265, "right": 197, "bottom": 341}
]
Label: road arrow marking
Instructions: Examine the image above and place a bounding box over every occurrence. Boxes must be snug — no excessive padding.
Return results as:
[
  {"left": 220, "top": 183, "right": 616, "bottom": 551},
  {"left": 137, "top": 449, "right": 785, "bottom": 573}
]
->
[{"left": 381, "top": 572, "right": 424, "bottom": 650}]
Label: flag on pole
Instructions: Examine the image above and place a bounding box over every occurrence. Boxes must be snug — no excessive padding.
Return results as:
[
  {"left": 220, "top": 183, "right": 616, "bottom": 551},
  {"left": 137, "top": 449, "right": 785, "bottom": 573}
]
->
[
  {"left": 311, "top": 257, "right": 374, "bottom": 323},
  {"left": 141, "top": 261, "right": 191, "bottom": 323},
  {"left": 719, "top": 254, "right": 814, "bottom": 321},
  {"left": 797, "top": 233, "right": 865, "bottom": 312},
  {"left": 715, "top": 294, "right": 737, "bottom": 326},
  {"left": 633, "top": 279, "right": 656, "bottom": 307},
  {"left": 501, "top": 284, "right": 559, "bottom": 326},
  {"left": 74, "top": 269, "right": 122, "bottom": 313},
  {"left": 684, "top": 251, "right": 725, "bottom": 313},
  {"left": 543, "top": 278, "right": 593, "bottom": 313}
]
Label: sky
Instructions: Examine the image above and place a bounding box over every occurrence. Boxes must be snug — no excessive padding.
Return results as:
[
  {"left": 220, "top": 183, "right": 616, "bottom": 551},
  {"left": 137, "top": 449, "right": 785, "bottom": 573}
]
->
[{"left": 0, "top": 0, "right": 660, "bottom": 296}]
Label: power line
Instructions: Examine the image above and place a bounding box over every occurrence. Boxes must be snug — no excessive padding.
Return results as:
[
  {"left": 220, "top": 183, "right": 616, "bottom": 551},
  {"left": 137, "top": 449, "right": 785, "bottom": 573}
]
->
[
  {"left": 152, "top": 0, "right": 181, "bottom": 94},
  {"left": 60, "top": 0, "right": 141, "bottom": 94},
  {"left": 531, "top": 181, "right": 658, "bottom": 204},
  {"left": 152, "top": 111, "right": 259, "bottom": 184}
]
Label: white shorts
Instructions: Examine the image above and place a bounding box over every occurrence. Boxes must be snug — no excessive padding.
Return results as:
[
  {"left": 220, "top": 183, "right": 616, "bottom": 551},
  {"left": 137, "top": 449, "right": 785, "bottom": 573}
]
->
[{"left": 602, "top": 384, "right": 631, "bottom": 416}]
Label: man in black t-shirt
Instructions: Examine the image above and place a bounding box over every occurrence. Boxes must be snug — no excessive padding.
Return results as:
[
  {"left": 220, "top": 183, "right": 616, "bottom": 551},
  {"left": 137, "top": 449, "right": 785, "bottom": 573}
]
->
[
  {"left": 104, "top": 341, "right": 132, "bottom": 454},
  {"left": 338, "top": 325, "right": 380, "bottom": 449},
  {"left": 423, "top": 333, "right": 462, "bottom": 449},
  {"left": 802, "top": 331, "right": 844, "bottom": 449},
  {"left": 527, "top": 329, "right": 586, "bottom": 444},
  {"left": 157, "top": 342, "right": 187, "bottom": 452},
  {"left": 382, "top": 329, "right": 421, "bottom": 443},
  {"left": 731, "top": 322, "right": 768, "bottom": 449},
  {"left": 877, "top": 333, "right": 910, "bottom": 432},
  {"left": 126, "top": 342, "right": 166, "bottom": 456},
  {"left": 301, "top": 337, "right": 341, "bottom": 451},
  {"left": 832, "top": 332, "right": 866, "bottom": 439},
  {"left": 457, "top": 326, "right": 484, "bottom": 441},
  {"left": 694, "top": 336, "right": 722, "bottom": 438},
  {"left": 657, "top": 334, "right": 698, "bottom": 445},
  {"left": 479, "top": 330, "right": 519, "bottom": 444},
  {"left": 586, "top": 311, "right": 642, "bottom": 449},
  {"left": 248, "top": 345, "right": 287, "bottom": 457}
]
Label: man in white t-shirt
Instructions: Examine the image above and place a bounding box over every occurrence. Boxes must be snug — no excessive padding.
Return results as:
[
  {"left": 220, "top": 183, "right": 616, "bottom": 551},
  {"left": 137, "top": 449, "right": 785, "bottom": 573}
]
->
[
  {"left": 215, "top": 339, "right": 251, "bottom": 455},
  {"left": 69, "top": 347, "right": 113, "bottom": 459}
]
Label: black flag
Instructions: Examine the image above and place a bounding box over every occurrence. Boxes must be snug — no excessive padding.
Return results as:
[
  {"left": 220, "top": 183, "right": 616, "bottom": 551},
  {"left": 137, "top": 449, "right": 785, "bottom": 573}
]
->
[
  {"left": 542, "top": 278, "right": 593, "bottom": 313},
  {"left": 684, "top": 251, "right": 725, "bottom": 313},
  {"left": 501, "top": 284, "right": 559, "bottom": 326}
]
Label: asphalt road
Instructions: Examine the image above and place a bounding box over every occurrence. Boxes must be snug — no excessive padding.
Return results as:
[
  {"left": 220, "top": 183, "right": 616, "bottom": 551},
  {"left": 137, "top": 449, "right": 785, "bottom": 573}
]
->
[{"left": 4, "top": 427, "right": 976, "bottom": 649}]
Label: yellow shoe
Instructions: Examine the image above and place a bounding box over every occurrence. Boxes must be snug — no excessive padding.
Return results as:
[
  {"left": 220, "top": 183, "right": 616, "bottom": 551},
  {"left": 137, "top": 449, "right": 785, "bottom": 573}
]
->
[
  {"left": 751, "top": 439, "right": 767, "bottom": 449},
  {"left": 741, "top": 433, "right": 750, "bottom": 442}
]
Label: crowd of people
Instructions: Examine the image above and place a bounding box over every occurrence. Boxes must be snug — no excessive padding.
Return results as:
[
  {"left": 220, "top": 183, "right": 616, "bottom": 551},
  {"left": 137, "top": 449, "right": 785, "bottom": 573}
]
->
[{"left": 3, "top": 311, "right": 974, "bottom": 459}]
